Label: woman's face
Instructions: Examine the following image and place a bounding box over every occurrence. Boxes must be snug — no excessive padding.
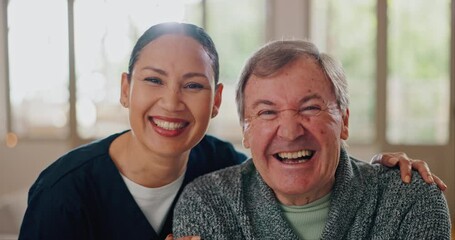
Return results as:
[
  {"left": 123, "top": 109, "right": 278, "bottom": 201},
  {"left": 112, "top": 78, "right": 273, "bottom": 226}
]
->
[{"left": 121, "top": 34, "right": 222, "bottom": 158}]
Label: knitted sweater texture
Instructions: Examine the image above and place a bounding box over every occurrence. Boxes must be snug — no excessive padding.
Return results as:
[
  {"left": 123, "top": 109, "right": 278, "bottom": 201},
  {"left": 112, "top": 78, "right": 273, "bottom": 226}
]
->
[{"left": 173, "top": 149, "right": 451, "bottom": 240}]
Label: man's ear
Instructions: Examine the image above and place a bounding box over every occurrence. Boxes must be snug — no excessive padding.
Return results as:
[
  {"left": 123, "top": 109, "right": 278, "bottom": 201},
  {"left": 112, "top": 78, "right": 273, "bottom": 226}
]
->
[
  {"left": 241, "top": 120, "right": 251, "bottom": 149},
  {"left": 242, "top": 136, "right": 250, "bottom": 149},
  {"left": 211, "top": 83, "right": 223, "bottom": 118},
  {"left": 120, "top": 72, "right": 130, "bottom": 108},
  {"left": 341, "top": 108, "right": 349, "bottom": 140}
]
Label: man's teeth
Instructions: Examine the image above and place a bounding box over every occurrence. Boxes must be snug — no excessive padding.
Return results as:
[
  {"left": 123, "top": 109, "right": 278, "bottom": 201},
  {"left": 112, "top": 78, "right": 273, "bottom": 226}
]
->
[
  {"left": 278, "top": 150, "right": 313, "bottom": 160},
  {"left": 153, "top": 119, "right": 186, "bottom": 130}
]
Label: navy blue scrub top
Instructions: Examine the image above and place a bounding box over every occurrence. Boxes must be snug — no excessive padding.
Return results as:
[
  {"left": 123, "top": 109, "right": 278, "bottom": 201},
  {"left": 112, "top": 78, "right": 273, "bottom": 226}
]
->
[{"left": 19, "top": 131, "right": 247, "bottom": 240}]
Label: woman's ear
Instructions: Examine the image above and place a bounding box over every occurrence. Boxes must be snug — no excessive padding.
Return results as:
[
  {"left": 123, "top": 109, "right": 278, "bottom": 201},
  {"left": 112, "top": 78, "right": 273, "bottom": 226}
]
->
[
  {"left": 211, "top": 83, "right": 223, "bottom": 118},
  {"left": 120, "top": 72, "right": 130, "bottom": 108}
]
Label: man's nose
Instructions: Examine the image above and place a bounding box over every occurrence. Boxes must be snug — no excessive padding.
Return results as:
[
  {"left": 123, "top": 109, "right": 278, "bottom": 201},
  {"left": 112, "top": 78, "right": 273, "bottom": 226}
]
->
[{"left": 276, "top": 111, "right": 305, "bottom": 141}]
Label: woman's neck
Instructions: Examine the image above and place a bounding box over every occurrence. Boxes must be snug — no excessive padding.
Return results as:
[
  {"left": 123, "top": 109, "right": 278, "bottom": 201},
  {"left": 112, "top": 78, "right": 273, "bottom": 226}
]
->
[{"left": 109, "top": 132, "right": 189, "bottom": 188}]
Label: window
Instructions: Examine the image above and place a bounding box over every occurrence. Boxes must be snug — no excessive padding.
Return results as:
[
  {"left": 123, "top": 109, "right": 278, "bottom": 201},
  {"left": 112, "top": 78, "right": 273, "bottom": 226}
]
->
[
  {"left": 311, "top": 0, "right": 452, "bottom": 146},
  {"left": 387, "top": 0, "right": 450, "bottom": 144},
  {"left": 5, "top": 0, "right": 265, "bottom": 143},
  {"left": 205, "top": 0, "right": 266, "bottom": 142},
  {"left": 7, "top": 0, "right": 69, "bottom": 139},
  {"left": 311, "top": 0, "right": 376, "bottom": 144},
  {"left": 5, "top": 1, "right": 451, "bottom": 147}
]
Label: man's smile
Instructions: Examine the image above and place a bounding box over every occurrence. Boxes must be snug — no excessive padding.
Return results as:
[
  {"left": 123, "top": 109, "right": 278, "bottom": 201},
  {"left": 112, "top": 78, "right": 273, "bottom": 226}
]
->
[{"left": 274, "top": 149, "right": 315, "bottom": 163}]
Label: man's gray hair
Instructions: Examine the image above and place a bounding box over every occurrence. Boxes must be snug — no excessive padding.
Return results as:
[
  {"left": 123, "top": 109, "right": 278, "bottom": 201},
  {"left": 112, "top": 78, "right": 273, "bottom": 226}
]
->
[{"left": 235, "top": 40, "right": 350, "bottom": 126}]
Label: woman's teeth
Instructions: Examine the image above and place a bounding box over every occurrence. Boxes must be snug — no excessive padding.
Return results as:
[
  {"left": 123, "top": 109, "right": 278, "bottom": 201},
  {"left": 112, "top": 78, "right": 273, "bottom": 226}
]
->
[{"left": 153, "top": 118, "right": 186, "bottom": 130}]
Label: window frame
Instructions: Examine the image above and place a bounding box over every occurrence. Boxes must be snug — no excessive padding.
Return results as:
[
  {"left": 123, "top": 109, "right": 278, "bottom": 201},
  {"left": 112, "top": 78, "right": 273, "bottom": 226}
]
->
[{"left": 1, "top": 0, "right": 454, "bottom": 149}]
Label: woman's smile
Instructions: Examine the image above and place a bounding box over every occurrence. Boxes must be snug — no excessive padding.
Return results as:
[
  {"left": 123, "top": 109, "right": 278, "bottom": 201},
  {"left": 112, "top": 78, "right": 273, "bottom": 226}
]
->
[{"left": 149, "top": 116, "right": 190, "bottom": 137}]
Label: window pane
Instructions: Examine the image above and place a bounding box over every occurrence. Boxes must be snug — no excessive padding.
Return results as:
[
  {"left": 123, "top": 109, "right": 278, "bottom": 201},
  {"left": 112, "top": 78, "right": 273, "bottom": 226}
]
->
[
  {"left": 205, "top": 0, "right": 265, "bottom": 142},
  {"left": 74, "top": 0, "right": 203, "bottom": 139},
  {"left": 7, "top": 0, "right": 69, "bottom": 138},
  {"left": 311, "top": 0, "right": 376, "bottom": 144},
  {"left": 387, "top": 0, "right": 450, "bottom": 144}
]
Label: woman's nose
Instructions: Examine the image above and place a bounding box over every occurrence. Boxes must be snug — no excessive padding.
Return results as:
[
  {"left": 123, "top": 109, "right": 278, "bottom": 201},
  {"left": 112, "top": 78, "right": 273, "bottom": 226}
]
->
[{"left": 160, "top": 87, "right": 185, "bottom": 112}]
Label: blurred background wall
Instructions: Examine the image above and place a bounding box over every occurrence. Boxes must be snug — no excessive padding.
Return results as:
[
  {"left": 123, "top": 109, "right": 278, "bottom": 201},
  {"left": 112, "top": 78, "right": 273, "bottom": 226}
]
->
[{"left": 0, "top": 0, "right": 454, "bottom": 238}]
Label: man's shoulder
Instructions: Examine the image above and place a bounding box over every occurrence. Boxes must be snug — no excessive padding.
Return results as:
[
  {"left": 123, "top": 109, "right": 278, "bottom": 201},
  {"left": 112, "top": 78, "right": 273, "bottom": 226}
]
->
[
  {"left": 351, "top": 156, "right": 442, "bottom": 199},
  {"left": 185, "top": 159, "right": 254, "bottom": 194},
  {"left": 347, "top": 155, "right": 443, "bottom": 199}
]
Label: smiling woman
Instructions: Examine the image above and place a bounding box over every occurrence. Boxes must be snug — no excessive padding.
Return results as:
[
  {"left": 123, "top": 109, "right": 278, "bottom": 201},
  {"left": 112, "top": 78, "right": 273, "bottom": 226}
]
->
[
  {"left": 17, "top": 22, "right": 247, "bottom": 240},
  {"left": 119, "top": 32, "right": 221, "bottom": 158}
]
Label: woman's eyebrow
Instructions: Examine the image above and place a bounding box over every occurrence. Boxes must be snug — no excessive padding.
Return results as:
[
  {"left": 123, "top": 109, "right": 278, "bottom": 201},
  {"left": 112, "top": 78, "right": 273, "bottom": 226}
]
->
[
  {"left": 182, "top": 72, "right": 209, "bottom": 80},
  {"left": 140, "top": 66, "right": 167, "bottom": 76},
  {"left": 140, "top": 66, "right": 209, "bottom": 80}
]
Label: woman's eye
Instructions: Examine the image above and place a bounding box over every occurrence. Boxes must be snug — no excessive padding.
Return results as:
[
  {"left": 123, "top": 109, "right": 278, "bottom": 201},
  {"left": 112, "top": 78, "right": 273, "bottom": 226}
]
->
[
  {"left": 144, "top": 77, "right": 162, "bottom": 85},
  {"left": 184, "top": 82, "right": 204, "bottom": 89}
]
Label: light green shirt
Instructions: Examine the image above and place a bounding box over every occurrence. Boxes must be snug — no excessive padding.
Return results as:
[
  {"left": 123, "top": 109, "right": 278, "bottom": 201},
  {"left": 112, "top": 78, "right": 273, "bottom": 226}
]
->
[{"left": 280, "top": 193, "right": 331, "bottom": 240}]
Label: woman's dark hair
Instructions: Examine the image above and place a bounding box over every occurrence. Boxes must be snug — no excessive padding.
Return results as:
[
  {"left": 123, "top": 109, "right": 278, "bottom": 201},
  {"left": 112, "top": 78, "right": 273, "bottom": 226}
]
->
[{"left": 128, "top": 22, "right": 220, "bottom": 84}]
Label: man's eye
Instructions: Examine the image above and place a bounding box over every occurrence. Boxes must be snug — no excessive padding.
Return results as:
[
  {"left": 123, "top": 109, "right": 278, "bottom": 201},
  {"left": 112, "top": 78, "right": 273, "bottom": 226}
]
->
[
  {"left": 144, "top": 77, "right": 162, "bottom": 85},
  {"left": 300, "top": 105, "right": 322, "bottom": 116},
  {"left": 257, "top": 110, "right": 277, "bottom": 120},
  {"left": 184, "top": 82, "right": 204, "bottom": 89}
]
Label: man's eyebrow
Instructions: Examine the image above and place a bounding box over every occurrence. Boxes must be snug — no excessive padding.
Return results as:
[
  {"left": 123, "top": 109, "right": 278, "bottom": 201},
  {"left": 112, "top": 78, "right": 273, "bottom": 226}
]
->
[
  {"left": 251, "top": 99, "right": 276, "bottom": 109},
  {"left": 299, "top": 93, "right": 323, "bottom": 104},
  {"left": 251, "top": 94, "right": 324, "bottom": 109}
]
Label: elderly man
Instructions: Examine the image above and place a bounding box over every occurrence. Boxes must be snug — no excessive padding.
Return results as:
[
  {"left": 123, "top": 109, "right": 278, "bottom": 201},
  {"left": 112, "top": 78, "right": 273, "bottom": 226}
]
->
[{"left": 172, "top": 40, "right": 451, "bottom": 239}]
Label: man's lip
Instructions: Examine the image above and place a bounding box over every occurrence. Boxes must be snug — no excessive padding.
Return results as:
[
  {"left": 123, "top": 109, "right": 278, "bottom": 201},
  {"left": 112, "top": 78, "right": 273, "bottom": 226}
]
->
[{"left": 272, "top": 149, "right": 316, "bottom": 162}]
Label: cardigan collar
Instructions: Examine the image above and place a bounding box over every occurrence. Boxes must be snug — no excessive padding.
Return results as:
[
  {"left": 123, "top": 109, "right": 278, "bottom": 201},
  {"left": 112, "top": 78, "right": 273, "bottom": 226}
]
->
[{"left": 242, "top": 148, "right": 367, "bottom": 239}]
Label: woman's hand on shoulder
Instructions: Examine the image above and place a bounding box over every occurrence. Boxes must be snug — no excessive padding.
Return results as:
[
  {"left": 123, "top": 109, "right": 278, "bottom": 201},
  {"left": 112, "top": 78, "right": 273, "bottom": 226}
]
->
[{"left": 371, "top": 152, "right": 447, "bottom": 191}]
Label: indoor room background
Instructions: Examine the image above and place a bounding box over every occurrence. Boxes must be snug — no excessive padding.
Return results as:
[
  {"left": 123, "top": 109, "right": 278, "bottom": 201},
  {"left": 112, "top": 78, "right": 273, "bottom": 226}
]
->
[{"left": 0, "top": 0, "right": 454, "bottom": 238}]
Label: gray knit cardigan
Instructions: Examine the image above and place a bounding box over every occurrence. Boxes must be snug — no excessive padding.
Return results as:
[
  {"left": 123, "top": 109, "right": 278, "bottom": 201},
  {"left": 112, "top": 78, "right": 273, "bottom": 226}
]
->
[{"left": 173, "top": 149, "right": 451, "bottom": 239}]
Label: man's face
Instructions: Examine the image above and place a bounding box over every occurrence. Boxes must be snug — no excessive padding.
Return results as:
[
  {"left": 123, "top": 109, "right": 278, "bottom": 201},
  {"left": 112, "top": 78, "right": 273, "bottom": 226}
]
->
[{"left": 242, "top": 56, "right": 349, "bottom": 206}]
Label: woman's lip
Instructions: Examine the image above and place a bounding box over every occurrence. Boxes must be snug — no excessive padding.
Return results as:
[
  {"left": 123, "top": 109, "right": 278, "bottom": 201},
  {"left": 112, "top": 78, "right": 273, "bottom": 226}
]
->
[
  {"left": 148, "top": 116, "right": 189, "bottom": 137},
  {"left": 151, "top": 115, "right": 189, "bottom": 122}
]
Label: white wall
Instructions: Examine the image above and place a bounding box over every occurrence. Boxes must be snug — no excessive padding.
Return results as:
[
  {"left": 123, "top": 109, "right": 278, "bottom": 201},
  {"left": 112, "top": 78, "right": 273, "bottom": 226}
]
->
[
  {"left": 265, "top": 0, "right": 310, "bottom": 41},
  {"left": 0, "top": 142, "right": 69, "bottom": 195}
]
